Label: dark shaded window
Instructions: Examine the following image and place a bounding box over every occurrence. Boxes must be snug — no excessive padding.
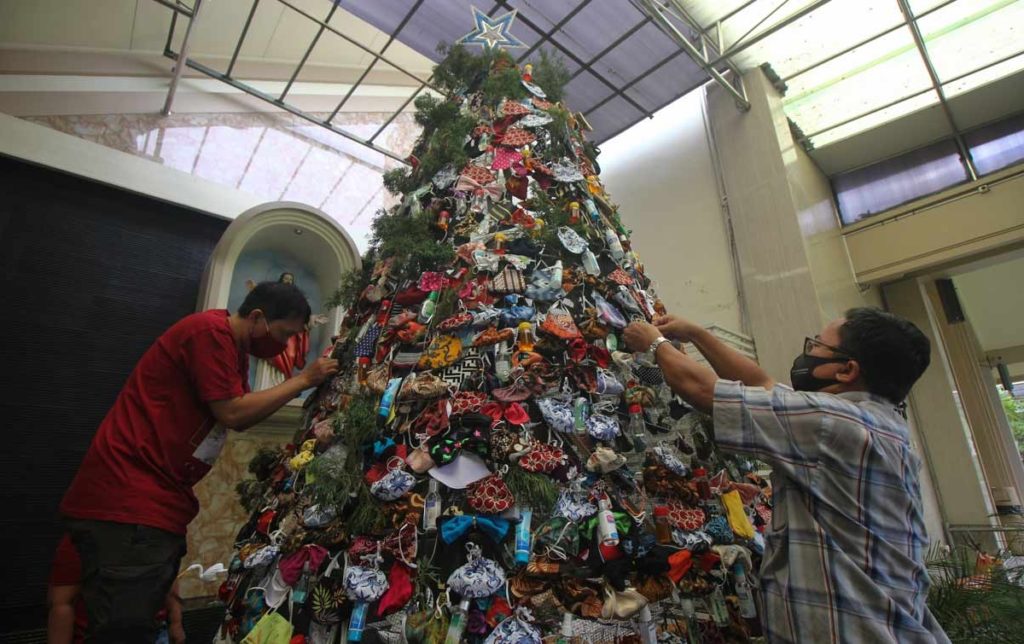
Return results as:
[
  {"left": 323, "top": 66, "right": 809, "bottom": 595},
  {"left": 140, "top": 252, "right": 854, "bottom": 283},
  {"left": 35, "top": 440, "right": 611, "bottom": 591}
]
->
[{"left": 833, "top": 139, "right": 968, "bottom": 225}]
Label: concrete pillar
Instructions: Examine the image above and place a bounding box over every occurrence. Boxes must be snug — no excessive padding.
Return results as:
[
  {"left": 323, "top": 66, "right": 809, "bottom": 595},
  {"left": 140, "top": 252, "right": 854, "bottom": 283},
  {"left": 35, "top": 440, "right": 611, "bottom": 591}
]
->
[
  {"left": 885, "top": 278, "right": 998, "bottom": 547},
  {"left": 924, "top": 281, "right": 1024, "bottom": 530},
  {"left": 705, "top": 72, "right": 823, "bottom": 380}
]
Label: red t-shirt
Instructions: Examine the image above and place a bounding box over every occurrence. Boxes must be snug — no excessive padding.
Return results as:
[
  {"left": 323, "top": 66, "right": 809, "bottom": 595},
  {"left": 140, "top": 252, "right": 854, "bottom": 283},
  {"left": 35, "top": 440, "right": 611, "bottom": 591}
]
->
[{"left": 61, "top": 309, "right": 249, "bottom": 535}]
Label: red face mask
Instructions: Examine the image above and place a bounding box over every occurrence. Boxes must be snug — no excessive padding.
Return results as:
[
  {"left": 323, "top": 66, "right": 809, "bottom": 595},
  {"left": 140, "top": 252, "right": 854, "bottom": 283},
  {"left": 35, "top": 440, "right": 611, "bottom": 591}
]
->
[{"left": 250, "top": 317, "right": 288, "bottom": 359}]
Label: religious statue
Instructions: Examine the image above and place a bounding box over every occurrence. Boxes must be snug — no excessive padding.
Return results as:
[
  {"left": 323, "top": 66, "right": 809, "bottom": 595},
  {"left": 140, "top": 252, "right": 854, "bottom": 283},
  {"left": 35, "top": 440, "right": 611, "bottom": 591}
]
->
[{"left": 248, "top": 272, "right": 328, "bottom": 391}]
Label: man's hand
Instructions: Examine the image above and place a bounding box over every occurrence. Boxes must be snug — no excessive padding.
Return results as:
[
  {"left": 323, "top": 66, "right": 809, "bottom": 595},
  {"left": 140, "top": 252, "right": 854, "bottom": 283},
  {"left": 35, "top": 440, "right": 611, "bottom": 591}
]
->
[
  {"left": 300, "top": 357, "right": 340, "bottom": 387},
  {"left": 653, "top": 314, "right": 698, "bottom": 342},
  {"left": 624, "top": 321, "right": 663, "bottom": 353}
]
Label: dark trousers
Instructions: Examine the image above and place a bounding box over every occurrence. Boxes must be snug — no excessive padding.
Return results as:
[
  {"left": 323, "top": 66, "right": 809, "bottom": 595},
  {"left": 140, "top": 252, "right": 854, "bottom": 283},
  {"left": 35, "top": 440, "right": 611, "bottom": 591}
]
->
[{"left": 66, "top": 519, "right": 186, "bottom": 644}]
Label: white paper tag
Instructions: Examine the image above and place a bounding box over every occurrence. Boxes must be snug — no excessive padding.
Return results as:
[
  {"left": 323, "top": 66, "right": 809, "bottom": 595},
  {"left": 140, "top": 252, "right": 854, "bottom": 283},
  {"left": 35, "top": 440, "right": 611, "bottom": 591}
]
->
[{"left": 191, "top": 426, "right": 227, "bottom": 466}]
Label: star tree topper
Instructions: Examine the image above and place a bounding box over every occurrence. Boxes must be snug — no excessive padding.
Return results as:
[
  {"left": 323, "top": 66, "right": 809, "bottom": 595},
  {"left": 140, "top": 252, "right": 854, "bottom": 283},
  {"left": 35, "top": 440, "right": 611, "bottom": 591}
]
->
[{"left": 456, "top": 6, "right": 526, "bottom": 51}]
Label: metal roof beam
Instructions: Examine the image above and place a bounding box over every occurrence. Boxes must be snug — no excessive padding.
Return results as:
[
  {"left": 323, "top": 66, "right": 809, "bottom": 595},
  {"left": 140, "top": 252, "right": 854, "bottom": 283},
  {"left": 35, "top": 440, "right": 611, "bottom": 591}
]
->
[
  {"left": 279, "top": 1, "right": 339, "bottom": 102},
  {"left": 160, "top": 0, "right": 203, "bottom": 115},
  {"left": 782, "top": 0, "right": 957, "bottom": 82},
  {"left": 153, "top": 0, "right": 194, "bottom": 18},
  {"left": 568, "top": 16, "right": 651, "bottom": 81},
  {"left": 896, "top": 0, "right": 978, "bottom": 180},
  {"left": 327, "top": 0, "right": 425, "bottom": 124},
  {"left": 162, "top": 51, "right": 410, "bottom": 165},
  {"left": 796, "top": 46, "right": 1024, "bottom": 143},
  {"left": 272, "top": 0, "right": 441, "bottom": 94},
  {"left": 635, "top": 0, "right": 749, "bottom": 110},
  {"left": 517, "top": 0, "right": 593, "bottom": 63},
  {"left": 702, "top": 0, "right": 834, "bottom": 68},
  {"left": 493, "top": 0, "right": 654, "bottom": 118},
  {"left": 226, "top": 0, "right": 261, "bottom": 78},
  {"left": 583, "top": 48, "right": 687, "bottom": 115}
]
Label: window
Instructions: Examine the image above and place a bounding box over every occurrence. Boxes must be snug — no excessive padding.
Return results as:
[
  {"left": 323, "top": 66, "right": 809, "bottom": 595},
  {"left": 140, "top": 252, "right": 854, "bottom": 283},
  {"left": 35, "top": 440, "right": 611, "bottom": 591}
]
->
[
  {"left": 832, "top": 139, "right": 968, "bottom": 225},
  {"left": 966, "top": 112, "right": 1024, "bottom": 176}
]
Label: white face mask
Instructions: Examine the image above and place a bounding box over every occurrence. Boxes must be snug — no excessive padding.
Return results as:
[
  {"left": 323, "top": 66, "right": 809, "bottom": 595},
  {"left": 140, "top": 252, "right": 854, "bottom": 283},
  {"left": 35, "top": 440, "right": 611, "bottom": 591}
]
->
[{"left": 428, "top": 452, "right": 491, "bottom": 489}]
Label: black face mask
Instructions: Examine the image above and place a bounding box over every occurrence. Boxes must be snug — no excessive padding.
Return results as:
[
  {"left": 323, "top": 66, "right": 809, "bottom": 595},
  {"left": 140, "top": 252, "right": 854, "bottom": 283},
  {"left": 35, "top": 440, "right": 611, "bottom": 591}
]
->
[{"left": 790, "top": 353, "right": 848, "bottom": 392}]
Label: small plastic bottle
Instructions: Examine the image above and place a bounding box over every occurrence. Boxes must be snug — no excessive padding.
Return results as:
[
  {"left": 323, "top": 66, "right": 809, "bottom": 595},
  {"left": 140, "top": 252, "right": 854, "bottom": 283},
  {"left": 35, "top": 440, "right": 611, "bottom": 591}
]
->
[
  {"left": 653, "top": 505, "right": 672, "bottom": 545},
  {"left": 444, "top": 598, "right": 471, "bottom": 644},
  {"left": 494, "top": 341, "right": 512, "bottom": 383},
  {"left": 516, "top": 321, "right": 536, "bottom": 352},
  {"left": 605, "top": 333, "right": 619, "bottom": 352},
  {"left": 628, "top": 404, "right": 647, "bottom": 452},
  {"left": 568, "top": 201, "right": 581, "bottom": 225},
  {"left": 348, "top": 601, "right": 368, "bottom": 642},
  {"left": 596, "top": 497, "right": 620, "bottom": 546},
  {"left": 417, "top": 291, "right": 439, "bottom": 324},
  {"left": 378, "top": 377, "right": 402, "bottom": 419},
  {"left": 604, "top": 228, "right": 625, "bottom": 261},
  {"left": 356, "top": 356, "right": 370, "bottom": 386},
  {"left": 557, "top": 612, "right": 573, "bottom": 643},
  {"left": 638, "top": 605, "right": 658, "bottom": 644},
  {"left": 709, "top": 586, "right": 730, "bottom": 627},
  {"left": 680, "top": 598, "right": 700, "bottom": 644},
  {"left": 735, "top": 561, "right": 757, "bottom": 618},
  {"left": 572, "top": 397, "right": 589, "bottom": 435},
  {"left": 423, "top": 479, "right": 441, "bottom": 533},
  {"left": 514, "top": 506, "right": 533, "bottom": 565},
  {"left": 291, "top": 561, "right": 311, "bottom": 606},
  {"left": 693, "top": 467, "right": 711, "bottom": 500}
]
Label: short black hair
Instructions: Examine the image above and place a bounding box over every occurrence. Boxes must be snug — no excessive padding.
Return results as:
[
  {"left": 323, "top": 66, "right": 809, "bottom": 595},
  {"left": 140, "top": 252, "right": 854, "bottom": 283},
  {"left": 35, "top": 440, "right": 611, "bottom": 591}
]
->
[
  {"left": 839, "top": 307, "right": 931, "bottom": 403},
  {"left": 238, "top": 282, "right": 311, "bottom": 323}
]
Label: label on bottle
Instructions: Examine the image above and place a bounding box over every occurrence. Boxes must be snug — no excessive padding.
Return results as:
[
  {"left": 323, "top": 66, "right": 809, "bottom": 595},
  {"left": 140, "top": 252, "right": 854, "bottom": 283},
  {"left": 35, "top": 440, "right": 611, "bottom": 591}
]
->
[
  {"left": 598, "top": 509, "right": 619, "bottom": 545},
  {"left": 573, "top": 397, "right": 589, "bottom": 433},
  {"left": 423, "top": 497, "right": 440, "bottom": 532},
  {"left": 348, "top": 602, "right": 368, "bottom": 642},
  {"left": 515, "top": 507, "right": 533, "bottom": 564}
]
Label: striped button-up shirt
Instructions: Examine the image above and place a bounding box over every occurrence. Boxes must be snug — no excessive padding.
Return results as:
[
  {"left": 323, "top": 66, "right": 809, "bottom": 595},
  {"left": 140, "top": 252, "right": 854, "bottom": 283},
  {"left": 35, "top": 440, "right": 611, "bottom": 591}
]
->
[{"left": 713, "top": 380, "right": 950, "bottom": 643}]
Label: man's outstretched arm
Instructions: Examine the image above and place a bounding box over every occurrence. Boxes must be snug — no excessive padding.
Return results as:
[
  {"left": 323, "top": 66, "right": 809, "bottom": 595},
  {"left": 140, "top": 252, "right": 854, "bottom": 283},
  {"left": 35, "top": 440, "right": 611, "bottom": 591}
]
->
[
  {"left": 623, "top": 321, "right": 718, "bottom": 412},
  {"left": 209, "top": 357, "right": 339, "bottom": 430},
  {"left": 654, "top": 315, "right": 774, "bottom": 389}
]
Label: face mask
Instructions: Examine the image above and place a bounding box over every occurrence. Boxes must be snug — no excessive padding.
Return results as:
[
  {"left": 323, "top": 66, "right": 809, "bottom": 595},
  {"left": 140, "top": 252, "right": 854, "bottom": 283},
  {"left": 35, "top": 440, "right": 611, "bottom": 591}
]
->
[
  {"left": 250, "top": 317, "right": 288, "bottom": 359},
  {"left": 790, "top": 353, "right": 848, "bottom": 392}
]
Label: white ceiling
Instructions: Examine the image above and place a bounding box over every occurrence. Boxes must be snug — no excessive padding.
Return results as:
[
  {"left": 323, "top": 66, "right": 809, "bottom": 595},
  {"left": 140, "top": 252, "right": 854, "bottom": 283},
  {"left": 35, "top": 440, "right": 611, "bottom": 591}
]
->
[{"left": 0, "top": 0, "right": 434, "bottom": 80}]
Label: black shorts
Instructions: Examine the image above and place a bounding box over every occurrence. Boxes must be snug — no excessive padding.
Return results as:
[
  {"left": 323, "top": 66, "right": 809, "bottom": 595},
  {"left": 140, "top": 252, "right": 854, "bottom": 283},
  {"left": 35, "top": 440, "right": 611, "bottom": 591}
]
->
[{"left": 66, "top": 519, "right": 185, "bottom": 644}]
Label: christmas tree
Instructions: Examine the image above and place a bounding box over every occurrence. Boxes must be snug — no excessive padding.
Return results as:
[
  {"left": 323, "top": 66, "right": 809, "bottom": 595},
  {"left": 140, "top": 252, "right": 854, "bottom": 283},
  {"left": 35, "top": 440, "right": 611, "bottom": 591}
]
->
[{"left": 221, "top": 44, "right": 772, "bottom": 644}]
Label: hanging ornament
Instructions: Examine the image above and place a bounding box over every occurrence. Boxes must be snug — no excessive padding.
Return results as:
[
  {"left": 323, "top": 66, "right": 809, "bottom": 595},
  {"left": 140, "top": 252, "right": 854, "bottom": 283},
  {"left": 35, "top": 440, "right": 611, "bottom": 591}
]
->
[{"left": 455, "top": 6, "right": 526, "bottom": 51}]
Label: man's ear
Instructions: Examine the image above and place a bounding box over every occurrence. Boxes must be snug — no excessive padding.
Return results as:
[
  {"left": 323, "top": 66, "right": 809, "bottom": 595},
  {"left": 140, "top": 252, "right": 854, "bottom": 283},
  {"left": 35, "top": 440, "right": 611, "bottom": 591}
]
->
[{"left": 836, "top": 359, "right": 860, "bottom": 384}]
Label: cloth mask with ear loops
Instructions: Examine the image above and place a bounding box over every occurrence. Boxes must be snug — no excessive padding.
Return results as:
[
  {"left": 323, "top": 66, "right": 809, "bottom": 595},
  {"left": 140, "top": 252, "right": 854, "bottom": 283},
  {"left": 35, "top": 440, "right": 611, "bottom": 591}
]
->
[
  {"left": 447, "top": 543, "right": 507, "bottom": 599},
  {"left": 557, "top": 226, "right": 588, "bottom": 254},
  {"left": 525, "top": 261, "right": 564, "bottom": 302}
]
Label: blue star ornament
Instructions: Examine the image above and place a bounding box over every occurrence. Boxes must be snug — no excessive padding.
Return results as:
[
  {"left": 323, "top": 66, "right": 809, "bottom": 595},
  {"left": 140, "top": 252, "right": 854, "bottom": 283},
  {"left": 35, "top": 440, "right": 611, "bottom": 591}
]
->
[{"left": 456, "top": 6, "right": 526, "bottom": 51}]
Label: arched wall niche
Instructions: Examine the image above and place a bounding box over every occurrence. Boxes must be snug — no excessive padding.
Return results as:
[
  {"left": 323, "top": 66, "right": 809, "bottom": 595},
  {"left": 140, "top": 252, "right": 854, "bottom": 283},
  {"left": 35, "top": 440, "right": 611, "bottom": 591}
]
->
[
  {"left": 182, "top": 203, "right": 360, "bottom": 600},
  {"left": 198, "top": 201, "right": 361, "bottom": 393}
]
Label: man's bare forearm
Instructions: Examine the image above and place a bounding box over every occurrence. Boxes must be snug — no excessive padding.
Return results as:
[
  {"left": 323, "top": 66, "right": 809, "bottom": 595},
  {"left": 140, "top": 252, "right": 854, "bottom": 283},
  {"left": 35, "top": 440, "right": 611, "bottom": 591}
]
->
[
  {"left": 653, "top": 343, "right": 718, "bottom": 413},
  {"left": 688, "top": 326, "right": 773, "bottom": 388},
  {"left": 210, "top": 375, "right": 311, "bottom": 430}
]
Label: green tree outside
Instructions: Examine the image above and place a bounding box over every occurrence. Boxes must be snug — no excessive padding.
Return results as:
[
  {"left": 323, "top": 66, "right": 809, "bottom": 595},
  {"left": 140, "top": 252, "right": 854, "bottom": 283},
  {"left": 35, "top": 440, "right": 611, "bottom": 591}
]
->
[{"left": 1000, "top": 388, "right": 1024, "bottom": 454}]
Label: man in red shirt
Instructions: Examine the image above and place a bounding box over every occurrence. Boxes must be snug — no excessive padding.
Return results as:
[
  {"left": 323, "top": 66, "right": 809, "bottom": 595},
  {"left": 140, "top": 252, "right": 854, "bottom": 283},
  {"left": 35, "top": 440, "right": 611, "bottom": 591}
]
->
[{"left": 60, "top": 281, "right": 339, "bottom": 642}]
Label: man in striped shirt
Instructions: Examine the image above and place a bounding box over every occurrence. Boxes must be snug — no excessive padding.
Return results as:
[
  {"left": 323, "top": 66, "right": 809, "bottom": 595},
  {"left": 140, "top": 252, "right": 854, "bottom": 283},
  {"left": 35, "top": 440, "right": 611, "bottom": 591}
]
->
[{"left": 624, "top": 308, "right": 949, "bottom": 643}]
